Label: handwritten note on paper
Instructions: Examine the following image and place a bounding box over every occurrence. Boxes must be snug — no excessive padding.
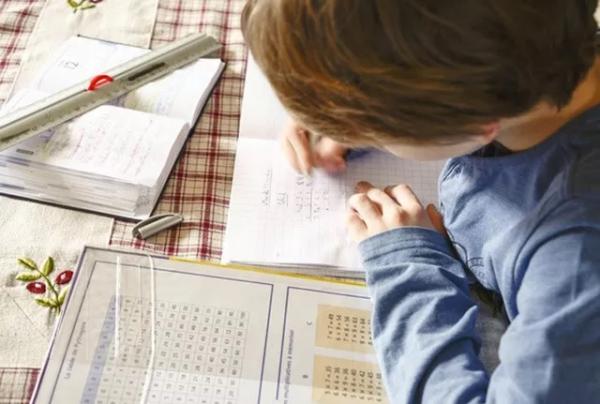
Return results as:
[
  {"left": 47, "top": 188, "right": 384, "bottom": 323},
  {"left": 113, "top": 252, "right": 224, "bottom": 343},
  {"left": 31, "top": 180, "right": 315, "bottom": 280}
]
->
[
  {"left": 16, "top": 105, "right": 187, "bottom": 186},
  {"left": 222, "top": 138, "right": 445, "bottom": 270},
  {"left": 32, "top": 37, "right": 148, "bottom": 95},
  {"left": 224, "top": 55, "right": 445, "bottom": 270}
]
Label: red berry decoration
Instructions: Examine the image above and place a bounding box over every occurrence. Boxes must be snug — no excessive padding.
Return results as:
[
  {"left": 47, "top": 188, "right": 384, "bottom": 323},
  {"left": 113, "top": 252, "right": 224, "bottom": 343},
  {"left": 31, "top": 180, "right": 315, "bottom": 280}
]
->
[
  {"left": 55, "top": 270, "right": 73, "bottom": 285},
  {"left": 26, "top": 282, "right": 46, "bottom": 294}
]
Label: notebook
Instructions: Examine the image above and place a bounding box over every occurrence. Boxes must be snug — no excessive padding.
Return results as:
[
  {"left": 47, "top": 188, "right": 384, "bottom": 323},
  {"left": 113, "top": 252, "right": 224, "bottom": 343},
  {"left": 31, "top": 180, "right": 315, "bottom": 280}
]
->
[
  {"left": 222, "top": 57, "right": 444, "bottom": 274},
  {"left": 31, "top": 247, "right": 388, "bottom": 404},
  {"left": 0, "top": 36, "right": 225, "bottom": 220}
]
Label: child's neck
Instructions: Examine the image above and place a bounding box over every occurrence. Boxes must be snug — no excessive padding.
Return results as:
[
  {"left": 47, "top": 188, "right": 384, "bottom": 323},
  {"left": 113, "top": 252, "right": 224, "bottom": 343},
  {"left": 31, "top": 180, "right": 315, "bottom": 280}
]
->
[{"left": 496, "top": 57, "right": 600, "bottom": 151}]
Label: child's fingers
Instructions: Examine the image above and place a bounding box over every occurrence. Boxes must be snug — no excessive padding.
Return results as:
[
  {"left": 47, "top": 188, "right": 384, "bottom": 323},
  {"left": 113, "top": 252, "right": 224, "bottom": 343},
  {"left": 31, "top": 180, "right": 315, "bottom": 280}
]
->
[
  {"left": 364, "top": 188, "right": 398, "bottom": 213},
  {"left": 315, "top": 137, "right": 347, "bottom": 173},
  {"left": 355, "top": 181, "right": 374, "bottom": 193},
  {"left": 386, "top": 184, "right": 423, "bottom": 211},
  {"left": 346, "top": 209, "right": 367, "bottom": 241},
  {"left": 287, "top": 128, "right": 314, "bottom": 175},
  {"left": 355, "top": 181, "right": 398, "bottom": 214},
  {"left": 426, "top": 204, "right": 447, "bottom": 236},
  {"left": 281, "top": 136, "right": 303, "bottom": 173},
  {"left": 348, "top": 192, "right": 381, "bottom": 222}
]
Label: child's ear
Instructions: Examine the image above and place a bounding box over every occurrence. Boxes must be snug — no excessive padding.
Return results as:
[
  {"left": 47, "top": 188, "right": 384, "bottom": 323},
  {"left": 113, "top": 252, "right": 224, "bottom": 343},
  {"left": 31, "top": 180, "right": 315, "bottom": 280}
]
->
[{"left": 474, "top": 122, "right": 500, "bottom": 145}]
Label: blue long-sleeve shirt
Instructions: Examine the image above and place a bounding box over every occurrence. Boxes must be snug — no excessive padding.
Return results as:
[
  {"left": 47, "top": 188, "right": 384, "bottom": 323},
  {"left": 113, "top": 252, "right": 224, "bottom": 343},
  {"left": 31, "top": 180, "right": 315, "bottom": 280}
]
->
[{"left": 359, "top": 105, "right": 600, "bottom": 403}]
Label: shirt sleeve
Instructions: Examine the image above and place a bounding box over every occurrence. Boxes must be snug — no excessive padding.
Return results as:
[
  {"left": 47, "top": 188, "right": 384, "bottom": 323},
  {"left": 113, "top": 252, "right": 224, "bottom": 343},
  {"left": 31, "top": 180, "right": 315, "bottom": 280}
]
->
[
  {"left": 360, "top": 212, "right": 600, "bottom": 403},
  {"left": 359, "top": 227, "right": 488, "bottom": 403}
]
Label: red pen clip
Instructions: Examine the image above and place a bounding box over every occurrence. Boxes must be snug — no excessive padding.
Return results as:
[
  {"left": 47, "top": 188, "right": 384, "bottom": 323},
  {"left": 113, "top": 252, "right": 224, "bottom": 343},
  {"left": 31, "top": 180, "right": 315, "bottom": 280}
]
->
[{"left": 87, "top": 74, "right": 113, "bottom": 91}]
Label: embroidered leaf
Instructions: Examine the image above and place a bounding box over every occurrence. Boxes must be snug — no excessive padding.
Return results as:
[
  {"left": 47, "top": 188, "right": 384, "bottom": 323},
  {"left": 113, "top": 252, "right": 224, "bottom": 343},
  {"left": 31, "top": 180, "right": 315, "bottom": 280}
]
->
[
  {"left": 16, "top": 272, "right": 42, "bottom": 282},
  {"left": 58, "top": 286, "right": 69, "bottom": 305},
  {"left": 81, "top": 4, "right": 96, "bottom": 10},
  {"left": 17, "top": 258, "right": 37, "bottom": 271},
  {"left": 35, "top": 297, "right": 56, "bottom": 308},
  {"left": 41, "top": 257, "right": 55, "bottom": 276}
]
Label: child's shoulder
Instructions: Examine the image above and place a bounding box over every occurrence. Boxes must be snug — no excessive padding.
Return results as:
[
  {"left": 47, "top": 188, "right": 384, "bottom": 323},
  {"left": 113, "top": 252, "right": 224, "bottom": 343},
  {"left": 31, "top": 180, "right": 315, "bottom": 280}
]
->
[{"left": 564, "top": 116, "right": 600, "bottom": 200}]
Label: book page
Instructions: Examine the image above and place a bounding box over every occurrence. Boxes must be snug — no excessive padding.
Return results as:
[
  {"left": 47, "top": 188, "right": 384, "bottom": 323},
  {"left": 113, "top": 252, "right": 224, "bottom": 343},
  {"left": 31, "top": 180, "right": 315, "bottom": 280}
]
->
[
  {"left": 25, "top": 36, "right": 224, "bottom": 126},
  {"left": 238, "top": 55, "right": 289, "bottom": 140},
  {"left": 117, "top": 58, "right": 225, "bottom": 125},
  {"left": 223, "top": 138, "right": 444, "bottom": 269},
  {"left": 32, "top": 247, "right": 386, "bottom": 404},
  {"left": 4, "top": 36, "right": 223, "bottom": 123},
  {"left": 3, "top": 105, "right": 188, "bottom": 186},
  {"left": 30, "top": 36, "right": 148, "bottom": 95}
]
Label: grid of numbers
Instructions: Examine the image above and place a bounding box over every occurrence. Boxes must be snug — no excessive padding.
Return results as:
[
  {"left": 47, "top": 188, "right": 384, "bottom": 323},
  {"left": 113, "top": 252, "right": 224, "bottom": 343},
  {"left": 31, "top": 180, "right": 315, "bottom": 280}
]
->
[
  {"left": 316, "top": 305, "right": 372, "bottom": 353},
  {"left": 81, "top": 296, "right": 248, "bottom": 404},
  {"left": 313, "top": 356, "right": 387, "bottom": 404}
]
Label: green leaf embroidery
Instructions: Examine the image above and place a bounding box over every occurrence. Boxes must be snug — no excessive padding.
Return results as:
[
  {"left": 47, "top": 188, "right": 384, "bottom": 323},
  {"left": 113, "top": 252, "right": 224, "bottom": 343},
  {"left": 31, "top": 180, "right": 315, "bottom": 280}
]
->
[
  {"left": 15, "top": 272, "right": 42, "bottom": 282},
  {"left": 67, "top": 0, "right": 97, "bottom": 13},
  {"left": 42, "top": 257, "right": 55, "bottom": 276},
  {"left": 58, "top": 286, "right": 69, "bottom": 305},
  {"left": 17, "top": 258, "right": 37, "bottom": 271},
  {"left": 35, "top": 297, "right": 56, "bottom": 308}
]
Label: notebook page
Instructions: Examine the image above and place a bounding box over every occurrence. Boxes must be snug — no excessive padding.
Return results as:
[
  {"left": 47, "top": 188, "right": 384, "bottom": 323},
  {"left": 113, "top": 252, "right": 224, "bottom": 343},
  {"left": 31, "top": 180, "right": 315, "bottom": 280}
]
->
[
  {"left": 31, "top": 36, "right": 148, "bottom": 95},
  {"left": 10, "top": 36, "right": 223, "bottom": 127},
  {"left": 5, "top": 105, "right": 188, "bottom": 186},
  {"left": 223, "top": 138, "right": 445, "bottom": 269},
  {"left": 238, "top": 55, "right": 289, "bottom": 140},
  {"left": 118, "top": 58, "right": 225, "bottom": 125}
]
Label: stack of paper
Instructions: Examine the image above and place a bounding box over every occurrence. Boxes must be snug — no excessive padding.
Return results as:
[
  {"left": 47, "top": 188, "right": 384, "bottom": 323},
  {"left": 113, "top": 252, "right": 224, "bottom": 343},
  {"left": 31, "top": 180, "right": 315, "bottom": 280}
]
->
[
  {"left": 0, "top": 37, "right": 225, "bottom": 220},
  {"left": 222, "top": 57, "right": 445, "bottom": 275}
]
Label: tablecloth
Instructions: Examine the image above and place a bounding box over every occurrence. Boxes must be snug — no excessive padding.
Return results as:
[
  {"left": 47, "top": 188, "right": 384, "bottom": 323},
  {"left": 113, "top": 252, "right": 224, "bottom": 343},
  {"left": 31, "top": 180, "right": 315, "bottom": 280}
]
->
[
  {"left": 0, "top": 0, "right": 247, "bottom": 401},
  {"left": 0, "top": 0, "right": 513, "bottom": 401}
]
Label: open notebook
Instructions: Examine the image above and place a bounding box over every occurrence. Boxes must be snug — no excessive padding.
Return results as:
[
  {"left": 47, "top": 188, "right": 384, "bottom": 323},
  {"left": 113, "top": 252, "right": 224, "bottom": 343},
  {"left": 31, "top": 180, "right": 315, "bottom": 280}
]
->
[
  {"left": 32, "top": 247, "right": 387, "bottom": 404},
  {"left": 0, "top": 36, "right": 225, "bottom": 220},
  {"left": 222, "top": 57, "right": 444, "bottom": 275}
]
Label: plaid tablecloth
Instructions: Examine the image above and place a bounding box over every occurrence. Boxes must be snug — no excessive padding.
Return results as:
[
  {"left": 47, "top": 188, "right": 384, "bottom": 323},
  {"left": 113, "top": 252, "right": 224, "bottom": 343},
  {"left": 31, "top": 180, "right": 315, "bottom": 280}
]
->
[{"left": 0, "top": 0, "right": 247, "bottom": 401}]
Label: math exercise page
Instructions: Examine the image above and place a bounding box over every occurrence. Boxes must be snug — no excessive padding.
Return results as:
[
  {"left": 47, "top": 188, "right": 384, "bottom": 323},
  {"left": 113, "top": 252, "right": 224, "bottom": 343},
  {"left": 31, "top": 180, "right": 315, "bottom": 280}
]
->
[{"left": 34, "top": 249, "right": 387, "bottom": 404}]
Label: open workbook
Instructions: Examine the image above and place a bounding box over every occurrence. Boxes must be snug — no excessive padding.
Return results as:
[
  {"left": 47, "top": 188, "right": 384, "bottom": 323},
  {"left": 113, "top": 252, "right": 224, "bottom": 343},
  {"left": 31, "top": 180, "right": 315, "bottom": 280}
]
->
[
  {"left": 32, "top": 247, "right": 387, "bottom": 404},
  {"left": 0, "top": 36, "right": 225, "bottom": 220},
  {"left": 222, "top": 57, "right": 445, "bottom": 274}
]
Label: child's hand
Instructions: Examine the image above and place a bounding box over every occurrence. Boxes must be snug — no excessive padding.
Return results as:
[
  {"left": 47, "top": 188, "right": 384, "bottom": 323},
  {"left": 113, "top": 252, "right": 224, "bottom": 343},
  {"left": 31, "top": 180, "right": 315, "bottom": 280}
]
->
[
  {"left": 346, "top": 181, "right": 445, "bottom": 242},
  {"left": 280, "top": 119, "right": 348, "bottom": 175}
]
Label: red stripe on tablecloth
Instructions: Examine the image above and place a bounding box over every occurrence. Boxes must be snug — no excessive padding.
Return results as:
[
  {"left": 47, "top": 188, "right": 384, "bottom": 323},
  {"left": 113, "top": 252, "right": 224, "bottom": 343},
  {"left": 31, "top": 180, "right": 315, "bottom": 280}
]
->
[
  {"left": 0, "top": 367, "right": 40, "bottom": 404},
  {"left": 109, "top": 0, "right": 248, "bottom": 260}
]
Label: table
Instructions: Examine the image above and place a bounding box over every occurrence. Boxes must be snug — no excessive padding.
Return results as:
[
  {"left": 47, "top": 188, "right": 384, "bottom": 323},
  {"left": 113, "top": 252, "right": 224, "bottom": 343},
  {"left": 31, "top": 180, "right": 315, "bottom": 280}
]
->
[
  {"left": 0, "top": 0, "right": 247, "bottom": 401},
  {"left": 0, "top": 2, "right": 509, "bottom": 402}
]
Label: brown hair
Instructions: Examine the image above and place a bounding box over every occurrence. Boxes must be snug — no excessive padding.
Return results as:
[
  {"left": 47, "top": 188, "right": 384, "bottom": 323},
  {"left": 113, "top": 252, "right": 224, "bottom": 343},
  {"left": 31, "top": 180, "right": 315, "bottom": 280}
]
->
[{"left": 241, "top": 0, "right": 599, "bottom": 145}]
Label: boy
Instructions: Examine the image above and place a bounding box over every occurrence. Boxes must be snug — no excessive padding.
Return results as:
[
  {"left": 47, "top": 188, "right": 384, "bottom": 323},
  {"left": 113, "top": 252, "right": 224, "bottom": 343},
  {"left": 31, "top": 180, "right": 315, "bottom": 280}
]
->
[{"left": 242, "top": 1, "right": 600, "bottom": 403}]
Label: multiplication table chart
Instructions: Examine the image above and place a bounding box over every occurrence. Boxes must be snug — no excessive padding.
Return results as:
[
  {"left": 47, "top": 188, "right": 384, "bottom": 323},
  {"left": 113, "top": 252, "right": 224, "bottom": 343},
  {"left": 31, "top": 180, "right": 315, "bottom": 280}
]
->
[
  {"left": 81, "top": 296, "right": 249, "bottom": 404},
  {"left": 315, "top": 305, "right": 373, "bottom": 353},
  {"left": 312, "top": 356, "right": 387, "bottom": 404}
]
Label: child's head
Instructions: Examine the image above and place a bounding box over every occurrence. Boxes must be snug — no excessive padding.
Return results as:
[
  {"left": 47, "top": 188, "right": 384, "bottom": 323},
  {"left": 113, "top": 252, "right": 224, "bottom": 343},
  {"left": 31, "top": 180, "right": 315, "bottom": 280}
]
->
[{"left": 242, "top": 0, "right": 598, "bottom": 159}]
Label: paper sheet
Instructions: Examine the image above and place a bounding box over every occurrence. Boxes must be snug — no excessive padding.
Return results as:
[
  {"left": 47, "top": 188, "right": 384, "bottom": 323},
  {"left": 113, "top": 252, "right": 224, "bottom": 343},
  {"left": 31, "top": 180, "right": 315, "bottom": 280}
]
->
[
  {"left": 0, "top": 36, "right": 225, "bottom": 218},
  {"left": 223, "top": 138, "right": 443, "bottom": 269},
  {"left": 8, "top": 36, "right": 225, "bottom": 127},
  {"left": 223, "top": 57, "right": 445, "bottom": 270},
  {"left": 2, "top": 105, "right": 187, "bottom": 186},
  {"left": 32, "top": 247, "right": 386, "bottom": 404},
  {"left": 10, "top": 0, "right": 159, "bottom": 95}
]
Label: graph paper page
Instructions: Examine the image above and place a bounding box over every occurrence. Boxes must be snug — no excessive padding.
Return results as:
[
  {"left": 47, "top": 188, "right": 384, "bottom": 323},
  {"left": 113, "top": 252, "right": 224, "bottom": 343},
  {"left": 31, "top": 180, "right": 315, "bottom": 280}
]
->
[
  {"left": 223, "top": 138, "right": 444, "bottom": 269},
  {"left": 224, "top": 56, "right": 445, "bottom": 270}
]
